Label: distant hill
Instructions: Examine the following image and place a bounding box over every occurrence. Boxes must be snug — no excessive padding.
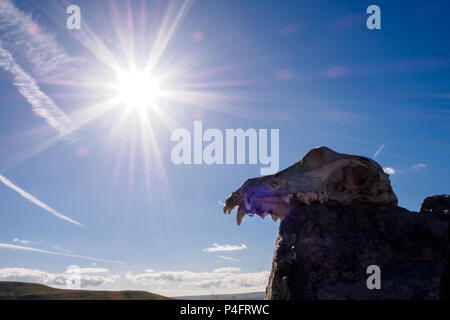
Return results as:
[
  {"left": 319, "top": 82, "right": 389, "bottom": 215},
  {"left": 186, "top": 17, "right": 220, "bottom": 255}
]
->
[
  {"left": 0, "top": 281, "right": 170, "bottom": 300},
  {"left": 177, "top": 292, "right": 265, "bottom": 300}
]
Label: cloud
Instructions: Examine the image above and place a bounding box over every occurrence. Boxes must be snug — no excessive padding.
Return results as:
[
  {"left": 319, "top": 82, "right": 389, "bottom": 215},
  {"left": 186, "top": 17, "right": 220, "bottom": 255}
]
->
[
  {"left": 0, "top": 45, "right": 76, "bottom": 136},
  {"left": 67, "top": 267, "right": 109, "bottom": 274},
  {"left": 413, "top": 163, "right": 427, "bottom": 169},
  {"left": 203, "top": 243, "right": 247, "bottom": 253},
  {"left": 0, "top": 174, "right": 84, "bottom": 227},
  {"left": 125, "top": 269, "right": 270, "bottom": 296},
  {"left": 0, "top": 0, "right": 77, "bottom": 79},
  {"left": 0, "top": 243, "right": 124, "bottom": 264},
  {"left": 0, "top": 265, "right": 269, "bottom": 296},
  {"left": 218, "top": 256, "right": 240, "bottom": 262},
  {"left": 373, "top": 144, "right": 385, "bottom": 159},
  {"left": 0, "top": 267, "right": 117, "bottom": 289},
  {"left": 213, "top": 267, "right": 241, "bottom": 273},
  {"left": 383, "top": 167, "right": 396, "bottom": 175},
  {"left": 13, "top": 238, "right": 29, "bottom": 244}
]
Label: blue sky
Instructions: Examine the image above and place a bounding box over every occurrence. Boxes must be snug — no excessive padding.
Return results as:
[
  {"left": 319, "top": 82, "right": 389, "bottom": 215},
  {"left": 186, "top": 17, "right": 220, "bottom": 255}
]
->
[{"left": 0, "top": 0, "right": 449, "bottom": 296}]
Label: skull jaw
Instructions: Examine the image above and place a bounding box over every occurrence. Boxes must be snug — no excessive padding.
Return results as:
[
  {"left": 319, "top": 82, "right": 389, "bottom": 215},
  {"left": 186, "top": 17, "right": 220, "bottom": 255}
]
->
[{"left": 223, "top": 147, "right": 399, "bottom": 226}]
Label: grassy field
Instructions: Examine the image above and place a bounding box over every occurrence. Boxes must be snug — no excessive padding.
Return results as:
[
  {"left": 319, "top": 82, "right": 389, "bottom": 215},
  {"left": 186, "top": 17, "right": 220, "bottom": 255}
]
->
[{"left": 0, "top": 281, "right": 171, "bottom": 300}]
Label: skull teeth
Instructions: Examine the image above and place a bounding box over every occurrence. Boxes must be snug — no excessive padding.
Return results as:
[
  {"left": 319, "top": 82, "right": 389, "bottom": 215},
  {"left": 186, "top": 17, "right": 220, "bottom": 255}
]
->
[
  {"left": 282, "top": 194, "right": 294, "bottom": 204},
  {"left": 236, "top": 208, "right": 245, "bottom": 226},
  {"left": 270, "top": 214, "right": 280, "bottom": 223},
  {"left": 296, "top": 192, "right": 328, "bottom": 205}
]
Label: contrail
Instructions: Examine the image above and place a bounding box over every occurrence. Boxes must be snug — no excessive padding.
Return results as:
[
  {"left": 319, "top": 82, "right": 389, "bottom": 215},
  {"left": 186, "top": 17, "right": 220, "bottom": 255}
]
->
[
  {"left": 0, "top": 174, "right": 84, "bottom": 227},
  {"left": 0, "top": 44, "right": 76, "bottom": 136},
  {"left": 0, "top": 0, "right": 77, "bottom": 79},
  {"left": 0, "top": 243, "right": 124, "bottom": 264},
  {"left": 373, "top": 144, "right": 385, "bottom": 159}
]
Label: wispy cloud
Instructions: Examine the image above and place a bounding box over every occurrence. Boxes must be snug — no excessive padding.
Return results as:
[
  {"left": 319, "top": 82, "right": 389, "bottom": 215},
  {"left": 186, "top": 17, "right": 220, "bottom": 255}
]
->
[
  {"left": 413, "top": 163, "right": 427, "bottom": 169},
  {"left": 72, "top": 267, "right": 109, "bottom": 274},
  {"left": 373, "top": 144, "right": 385, "bottom": 159},
  {"left": 0, "top": 45, "right": 75, "bottom": 136},
  {"left": 0, "top": 243, "right": 124, "bottom": 264},
  {"left": 218, "top": 255, "right": 240, "bottom": 262},
  {"left": 0, "top": 173, "right": 84, "bottom": 227},
  {"left": 0, "top": 0, "right": 77, "bottom": 79},
  {"left": 13, "top": 238, "right": 29, "bottom": 244},
  {"left": 213, "top": 267, "right": 241, "bottom": 273},
  {"left": 203, "top": 243, "right": 247, "bottom": 253},
  {"left": 383, "top": 167, "right": 396, "bottom": 175}
]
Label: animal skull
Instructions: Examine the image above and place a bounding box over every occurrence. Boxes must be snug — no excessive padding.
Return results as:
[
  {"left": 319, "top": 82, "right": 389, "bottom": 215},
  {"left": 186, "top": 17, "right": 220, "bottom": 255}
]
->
[{"left": 223, "top": 146, "right": 398, "bottom": 226}]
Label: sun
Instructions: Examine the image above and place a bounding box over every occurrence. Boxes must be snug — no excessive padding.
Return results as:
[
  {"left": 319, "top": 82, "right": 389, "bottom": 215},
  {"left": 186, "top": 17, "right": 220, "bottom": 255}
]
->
[{"left": 114, "top": 69, "right": 162, "bottom": 111}]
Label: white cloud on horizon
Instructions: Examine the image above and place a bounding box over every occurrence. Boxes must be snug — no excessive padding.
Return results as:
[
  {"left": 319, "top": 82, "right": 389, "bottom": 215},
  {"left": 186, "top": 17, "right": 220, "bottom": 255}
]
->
[
  {"left": 0, "top": 173, "right": 84, "bottom": 227},
  {"left": 0, "top": 266, "right": 270, "bottom": 297},
  {"left": 0, "top": 268, "right": 270, "bottom": 296},
  {"left": 0, "top": 267, "right": 117, "bottom": 289},
  {"left": 383, "top": 167, "right": 396, "bottom": 175},
  {"left": 203, "top": 243, "right": 247, "bottom": 253},
  {"left": 125, "top": 268, "right": 270, "bottom": 296}
]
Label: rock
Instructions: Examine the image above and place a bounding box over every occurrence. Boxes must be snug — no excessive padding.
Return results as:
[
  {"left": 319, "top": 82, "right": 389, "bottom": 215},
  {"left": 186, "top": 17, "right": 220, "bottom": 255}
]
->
[
  {"left": 265, "top": 203, "right": 449, "bottom": 300},
  {"left": 222, "top": 147, "right": 450, "bottom": 299},
  {"left": 420, "top": 195, "right": 450, "bottom": 299},
  {"left": 420, "top": 195, "right": 450, "bottom": 218}
]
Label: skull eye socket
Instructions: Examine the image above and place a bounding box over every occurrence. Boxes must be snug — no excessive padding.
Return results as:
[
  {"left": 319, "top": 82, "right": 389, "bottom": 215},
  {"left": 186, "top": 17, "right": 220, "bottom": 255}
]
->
[
  {"left": 327, "top": 165, "right": 372, "bottom": 194},
  {"left": 346, "top": 165, "right": 371, "bottom": 187}
]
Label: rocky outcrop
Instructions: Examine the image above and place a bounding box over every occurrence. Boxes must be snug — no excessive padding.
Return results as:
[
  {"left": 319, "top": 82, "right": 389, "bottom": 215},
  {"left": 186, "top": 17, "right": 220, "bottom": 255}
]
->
[
  {"left": 420, "top": 195, "right": 450, "bottom": 218},
  {"left": 222, "top": 146, "right": 449, "bottom": 300},
  {"left": 265, "top": 200, "right": 449, "bottom": 300},
  {"left": 420, "top": 195, "right": 450, "bottom": 299}
]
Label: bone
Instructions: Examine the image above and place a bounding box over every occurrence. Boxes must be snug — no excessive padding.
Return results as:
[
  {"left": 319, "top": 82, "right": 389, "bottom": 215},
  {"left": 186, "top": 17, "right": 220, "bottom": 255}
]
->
[
  {"left": 223, "top": 146, "right": 398, "bottom": 225},
  {"left": 282, "top": 194, "right": 294, "bottom": 204},
  {"left": 236, "top": 207, "right": 245, "bottom": 226},
  {"left": 296, "top": 192, "right": 320, "bottom": 205},
  {"left": 319, "top": 192, "right": 329, "bottom": 204}
]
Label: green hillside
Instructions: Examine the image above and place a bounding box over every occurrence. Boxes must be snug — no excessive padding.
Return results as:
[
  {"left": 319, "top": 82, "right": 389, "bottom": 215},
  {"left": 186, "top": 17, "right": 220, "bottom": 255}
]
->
[{"left": 0, "top": 281, "right": 171, "bottom": 300}]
